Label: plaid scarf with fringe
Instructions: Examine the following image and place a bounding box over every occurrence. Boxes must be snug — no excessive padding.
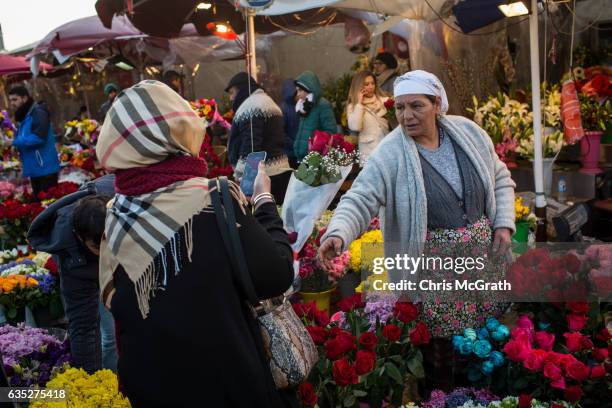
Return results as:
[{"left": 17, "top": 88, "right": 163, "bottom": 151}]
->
[{"left": 96, "top": 80, "right": 247, "bottom": 318}]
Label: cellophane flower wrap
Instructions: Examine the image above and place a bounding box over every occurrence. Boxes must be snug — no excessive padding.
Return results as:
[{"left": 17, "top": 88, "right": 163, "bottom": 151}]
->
[{"left": 282, "top": 131, "right": 357, "bottom": 252}]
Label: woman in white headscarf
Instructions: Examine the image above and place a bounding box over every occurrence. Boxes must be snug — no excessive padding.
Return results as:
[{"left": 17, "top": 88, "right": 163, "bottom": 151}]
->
[{"left": 319, "top": 70, "right": 516, "bottom": 387}]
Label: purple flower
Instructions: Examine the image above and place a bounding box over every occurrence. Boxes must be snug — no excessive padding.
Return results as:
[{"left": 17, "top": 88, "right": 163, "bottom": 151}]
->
[
  {"left": 363, "top": 294, "right": 396, "bottom": 330},
  {"left": 0, "top": 324, "right": 71, "bottom": 387}
]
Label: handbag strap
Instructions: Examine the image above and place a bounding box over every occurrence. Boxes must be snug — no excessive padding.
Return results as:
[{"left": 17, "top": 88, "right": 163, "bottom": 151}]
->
[{"left": 209, "top": 177, "right": 261, "bottom": 308}]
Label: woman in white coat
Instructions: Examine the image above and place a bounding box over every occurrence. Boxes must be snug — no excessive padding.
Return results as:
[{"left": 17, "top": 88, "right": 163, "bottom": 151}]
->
[{"left": 346, "top": 71, "right": 391, "bottom": 165}]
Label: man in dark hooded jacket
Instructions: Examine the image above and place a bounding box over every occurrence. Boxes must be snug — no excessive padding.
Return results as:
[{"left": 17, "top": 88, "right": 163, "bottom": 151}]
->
[
  {"left": 28, "top": 175, "right": 117, "bottom": 373},
  {"left": 280, "top": 79, "right": 299, "bottom": 169},
  {"left": 225, "top": 72, "right": 292, "bottom": 203}
]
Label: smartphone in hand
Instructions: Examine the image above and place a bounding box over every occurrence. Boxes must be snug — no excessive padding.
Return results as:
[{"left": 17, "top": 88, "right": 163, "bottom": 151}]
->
[{"left": 240, "top": 151, "right": 267, "bottom": 196}]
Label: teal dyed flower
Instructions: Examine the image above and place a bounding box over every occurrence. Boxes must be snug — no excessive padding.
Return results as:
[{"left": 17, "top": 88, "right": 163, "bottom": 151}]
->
[
  {"left": 464, "top": 328, "right": 477, "bottom": 341},
  {"left": 459, "top": 340, "right": 474, "bottom": 355},
  {"left": 478, "top": 328, "right": 490, "bottom": 340},
  {"left": 538, "top": 321, "right": 551, "bottom": 331},
  {"left": 473, "top": 340, "right": 492, "bottom": 358},
  {"left": 491, "top": 325, "right": 510, "bottom": 342},
  {"left": 490, "top": 350, "right": 505, "bottom": 367},
  {"left": 486, "top": 317, "right": 500, "bottom": 332},
  {"left": 481, "top": 360, "right": 495, "bottom": 375},
  {"left": 453, "top": 335, "right": 465, "bottom": 350}
]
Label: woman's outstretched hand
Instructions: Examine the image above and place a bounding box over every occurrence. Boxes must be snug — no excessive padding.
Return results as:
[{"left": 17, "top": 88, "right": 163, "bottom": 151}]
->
[{"left": 318, "top": 236, "right": 343, "bottom": 269}]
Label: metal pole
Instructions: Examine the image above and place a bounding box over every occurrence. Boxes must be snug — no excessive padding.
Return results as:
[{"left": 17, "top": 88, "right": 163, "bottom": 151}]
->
[
  {"left": 529, "top": 0, "right": 547, "bottom": 241},
  {"left": 246, "top": 8, "right": 258, "bottom": 81}
]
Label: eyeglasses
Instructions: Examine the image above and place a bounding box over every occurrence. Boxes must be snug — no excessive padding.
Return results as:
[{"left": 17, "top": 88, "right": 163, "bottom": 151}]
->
[{"left": 372, "top": 61, "right": 383, "bottom": 66}]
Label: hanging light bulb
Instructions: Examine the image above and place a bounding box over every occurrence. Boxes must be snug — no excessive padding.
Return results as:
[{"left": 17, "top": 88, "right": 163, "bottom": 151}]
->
[
  {"left": 498, "top": 1, "right": 530, "bottom": 17},
  {"left": 196, "top": 2, "right": 212, "bottom": 10},
  {"left": 206, "top": 22, "right": 238, "bottom": 40}
]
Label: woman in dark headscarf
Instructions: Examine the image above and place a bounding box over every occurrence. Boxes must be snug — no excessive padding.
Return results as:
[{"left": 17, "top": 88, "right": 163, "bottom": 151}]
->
[{"left": 96, "top": 80, "right": 296, "bottom": 407}]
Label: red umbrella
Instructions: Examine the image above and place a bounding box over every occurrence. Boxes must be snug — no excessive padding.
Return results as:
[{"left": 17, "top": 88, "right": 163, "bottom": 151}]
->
[{"left": 0, "top": 54, "right": 53, "bottom": 76}]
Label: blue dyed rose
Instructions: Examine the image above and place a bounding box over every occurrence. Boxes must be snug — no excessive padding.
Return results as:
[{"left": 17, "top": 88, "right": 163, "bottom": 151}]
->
[
  {"left": 452, "top": 335, "right": 465, "bottom": 350},
  {"left": 459, "top": 340, "right": 474, "bottom": 355},
  {"left": 473, "top": 339, "right": 492, "bottom": 358},
  {"left": 490, "top": 350, "right": 505, "bottom": 367},
  {"left": 491, "top": 325, "right": 510, "bottom": 342},
  {"left": 468, "top": 367, "right": 483, "bottom": 382},
  {"left": 464, "top": 328, "right": 477, "bottom": 341},
  {"left": 481, "top": 360, "right": 495, "bottom": 375},
  {"left": 477, "top": 328, "right": 490, "bottom": 340},
  {"left": 538, "top": 321, "right": 551, "bottom": 331},
  {"left": 485, "top": 317, "right": 500, "bottom": 332}
]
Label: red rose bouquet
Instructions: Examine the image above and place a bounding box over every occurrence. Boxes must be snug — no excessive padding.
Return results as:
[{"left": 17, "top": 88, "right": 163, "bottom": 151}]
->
[
  {"left": 296, "top": 131, "right": 357, "bottom": 187},
  {"left": 283, "top": 132, "right": 358, "bottom": 253},
  {"left": 500, "top": 311, "right": 610, "bottom": 405},
  {"left": 296, "top": 295, "right": 430, "bottom": 408}
]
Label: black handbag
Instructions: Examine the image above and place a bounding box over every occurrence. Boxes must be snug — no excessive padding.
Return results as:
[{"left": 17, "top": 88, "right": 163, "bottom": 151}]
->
[{"left": 208, "top": 177, "right": 318, "bottom": 389}]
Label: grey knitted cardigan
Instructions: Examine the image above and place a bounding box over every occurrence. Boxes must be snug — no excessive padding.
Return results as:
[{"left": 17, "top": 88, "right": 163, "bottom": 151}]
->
[{"left": 322, "top": 115, "right": 516, "bottom": 257}]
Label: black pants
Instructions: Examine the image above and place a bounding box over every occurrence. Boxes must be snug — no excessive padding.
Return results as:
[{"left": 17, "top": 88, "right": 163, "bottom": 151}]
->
[{"left": 31, "top": 173, "right": 58, "bottom": 200}]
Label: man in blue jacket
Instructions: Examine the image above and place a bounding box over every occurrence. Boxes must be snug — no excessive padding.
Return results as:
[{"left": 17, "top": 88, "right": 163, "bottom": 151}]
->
[{"left": 8, "top": 86, "right": 60, "bottom": 199}]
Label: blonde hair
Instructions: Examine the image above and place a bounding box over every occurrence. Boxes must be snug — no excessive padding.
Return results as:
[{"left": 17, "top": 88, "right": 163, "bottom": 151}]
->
[{"left": 347, "top": 70, "right": 385, "bottom": 106}]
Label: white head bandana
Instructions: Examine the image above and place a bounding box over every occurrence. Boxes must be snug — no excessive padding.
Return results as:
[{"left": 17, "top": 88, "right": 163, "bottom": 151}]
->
[{"left": 393, "top": 70, "right": 449, "bottom": 114}]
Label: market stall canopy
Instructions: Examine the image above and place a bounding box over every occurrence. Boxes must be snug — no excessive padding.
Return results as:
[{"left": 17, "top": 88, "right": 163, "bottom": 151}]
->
[
  {"left": 0, "top": 53, "right": 53, "bottom": 76},
  {"left": 95, "top": 0, "right": 341, "bottom": 38},
  {"left": 238, "top": 0, "right": 449, "bottom": 21},
  {"left": 26, "top": 11, "right": 286, "bottom": 70},
  {"left": 26, "top": 15, "right": 202, "bottom": 62}
]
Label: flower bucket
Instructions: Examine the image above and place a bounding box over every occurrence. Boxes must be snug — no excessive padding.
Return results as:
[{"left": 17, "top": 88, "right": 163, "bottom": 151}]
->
[
  {"left": 512, "top": 221, "right": 530, "bottom": 243},
  {"left": 580, "top": 131, "right": 603, "bottom": 174},
  {"left": 300, "top": 288, "right": 335, "bottom": 312}
]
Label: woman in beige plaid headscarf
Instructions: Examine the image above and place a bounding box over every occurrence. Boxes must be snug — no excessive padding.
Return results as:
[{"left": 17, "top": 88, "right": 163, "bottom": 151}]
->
[{"left": 96, "top": 80, "right": 296, "bottom": 407}]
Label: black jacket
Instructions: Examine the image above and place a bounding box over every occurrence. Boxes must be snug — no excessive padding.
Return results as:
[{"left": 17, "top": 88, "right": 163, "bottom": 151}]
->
[
  {"left": 28, "top": 175, "right": 115, "bottom": 261},
  {"left": 27, "top": 175, "right": 115, "bottom": 373},
  {"left": 109, "top": 201, "right": 296, "bottom": 407},
  {"left": 228, "top": 89, "right": 287, "bottom": 166}
]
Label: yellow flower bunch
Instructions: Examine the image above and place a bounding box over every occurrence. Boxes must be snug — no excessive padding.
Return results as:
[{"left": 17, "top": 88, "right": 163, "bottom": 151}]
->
[
  {"left": 31, "top": 368, "right": 131, "bottom": 408},
  {"left": 515, "top": 197, "right": 530, "bottom": 222},
  {"left": 349, "top": 229, "right": 383, "bottom": 272},
  {"left": 64, "top": 120, "right": 78, "bottom": 129},
  {"left": 0, "top": 275, "right": 38, "bottom": 293},
  {"left": 81, "top": 119, "right": 98, "bottom": 135}
]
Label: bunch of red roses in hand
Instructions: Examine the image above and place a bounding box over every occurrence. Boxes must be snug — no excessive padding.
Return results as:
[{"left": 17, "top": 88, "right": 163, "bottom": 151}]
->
[
  {"left": 294, "top": 295, "right": 431, "bottom": 408},
  {"left": 502, "top": 310, "right": 610, "bottom": 405},
  {"left": 296, "top": 131, "right": 357, "bottom": 187}
]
